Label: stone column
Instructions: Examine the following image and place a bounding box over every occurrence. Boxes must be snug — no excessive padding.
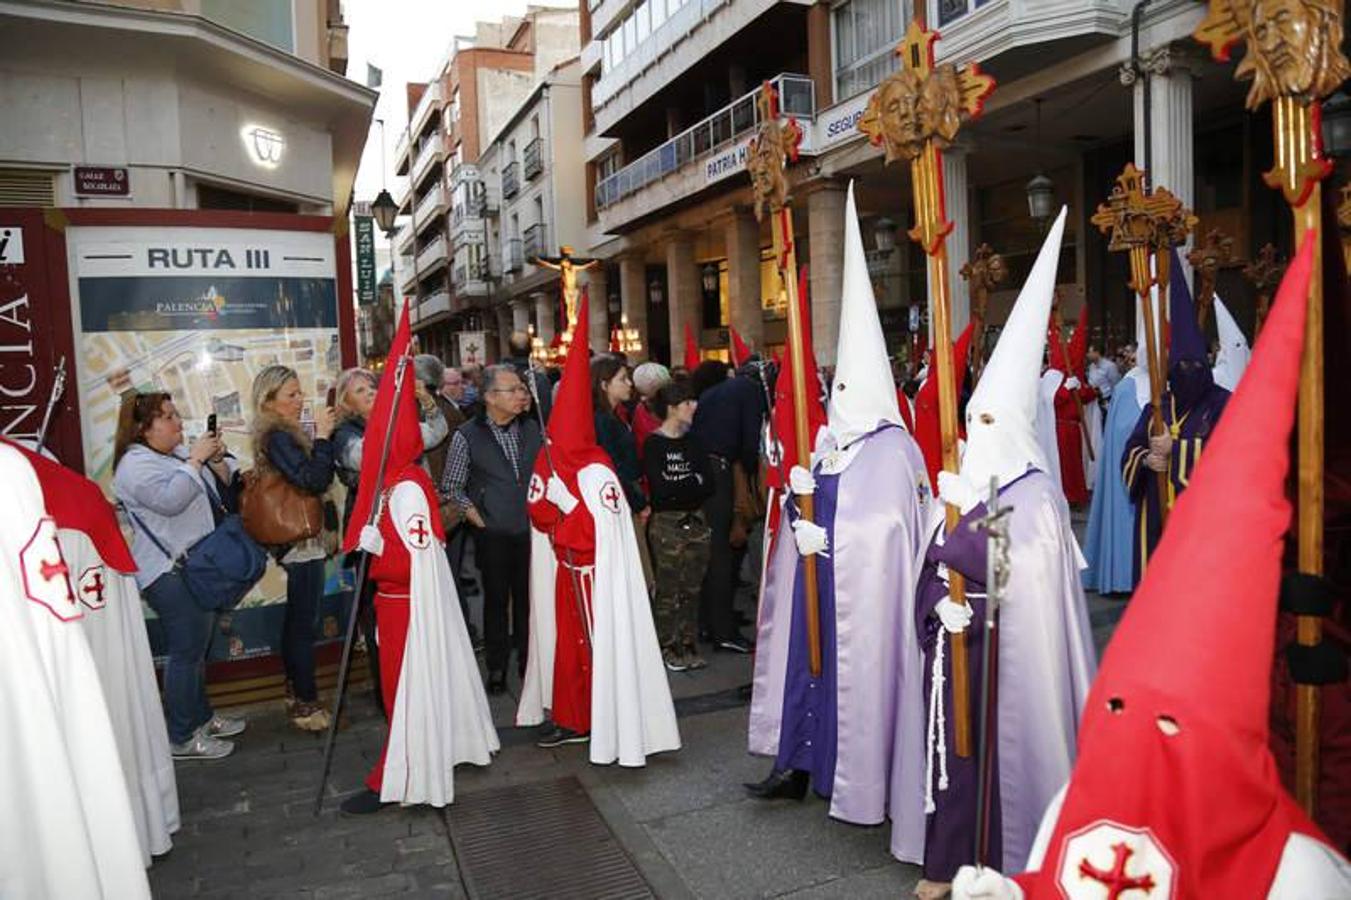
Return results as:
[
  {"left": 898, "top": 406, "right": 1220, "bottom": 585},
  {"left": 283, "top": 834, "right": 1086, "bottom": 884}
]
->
[
  {"left": 1120, "top": 44, "right": 1197, "bottom": 239},
  {"left": 806, "top": 183, "right": 846, "bottom": 366},
  {"left": 533, "top": 292, "right": 555, "bottom": 344},
  {"left": 725, "top": 208, "right": 764, "bottom": 352},
  {"left": 511, "top": 299, "right": 531, "bottom": 335},
  {"left": 940, "top": 143, "right": 972, "bottom": 336},
  {"left": 666, "top": 232, "right": 700, "bottom": 367},
  {"left": 584, "top": 266, "right": 610, "bottom": 353},
  {"left": 619, "top": 254, "right": 649, "bottom": 362}
]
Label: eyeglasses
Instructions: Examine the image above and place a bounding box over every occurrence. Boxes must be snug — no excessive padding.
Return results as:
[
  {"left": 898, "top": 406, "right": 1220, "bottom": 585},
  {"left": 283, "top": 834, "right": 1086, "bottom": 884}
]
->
[{"left": 489, "top": 385, "right": 529, "bottom": 395}]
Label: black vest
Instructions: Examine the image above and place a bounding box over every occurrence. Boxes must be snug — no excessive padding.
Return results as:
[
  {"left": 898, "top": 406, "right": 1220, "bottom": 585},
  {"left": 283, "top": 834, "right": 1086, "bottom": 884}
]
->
[{"left": 460, "top": 416, "right": 542, "bottom": 535}]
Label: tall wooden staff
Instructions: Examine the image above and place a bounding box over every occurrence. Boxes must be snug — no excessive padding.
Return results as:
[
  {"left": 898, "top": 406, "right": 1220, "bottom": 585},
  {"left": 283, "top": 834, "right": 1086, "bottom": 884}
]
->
[
  {"left": 1091, "top": 164, "right": 1196, "bottom": 525},
  {"left": 1195, "top": 0, "right": 1351, "bottom": 816},
  {"left": 1187, "top": 227, "right": 1236, "bottom": 330},
  {"left": 859, "top": 21, "right": 995, "bottom": 757},
  {"left": 745, "top": 82, "right": 822, "bottom": 676},
  {"left": 961, "top": 244, "right": 1008, "bottom": 384},
  {"left": 1243, "top": 243, "right": 1285, "bottom": 338}
]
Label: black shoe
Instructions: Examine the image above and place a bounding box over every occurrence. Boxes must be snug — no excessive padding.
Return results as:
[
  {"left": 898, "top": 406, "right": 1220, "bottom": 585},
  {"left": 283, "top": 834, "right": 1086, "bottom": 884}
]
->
[
  {"left": 487, "top": 672, "right": 507, "bottom": 695},
  {"left": 715, "top": 635, "right": 755, "bottom": 654},
  {"left": 535, "top": 726, "right": 590, "bottom": 748},
  {"left": 340, "top": 789, "right": 389, "bottom": 816},
  {"left": 744, "top": 769, "right": 809, "bottom": 801}
]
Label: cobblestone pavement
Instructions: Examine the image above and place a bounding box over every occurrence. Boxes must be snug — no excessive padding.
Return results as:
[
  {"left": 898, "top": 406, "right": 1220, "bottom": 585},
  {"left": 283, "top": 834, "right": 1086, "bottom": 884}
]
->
[{"left": 151, "top": 517, "right": 1123, "bottom": 899}]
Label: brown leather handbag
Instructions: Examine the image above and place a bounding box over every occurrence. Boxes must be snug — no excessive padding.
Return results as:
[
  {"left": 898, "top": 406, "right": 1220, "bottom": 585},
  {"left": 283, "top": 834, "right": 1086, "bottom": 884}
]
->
[{"left": 240, "top": 468, "right": 324, "bottom": 546}]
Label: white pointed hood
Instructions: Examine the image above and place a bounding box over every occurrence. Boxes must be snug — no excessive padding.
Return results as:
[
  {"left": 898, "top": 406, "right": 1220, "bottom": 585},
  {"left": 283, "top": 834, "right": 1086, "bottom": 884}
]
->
[
  {"left": 959, "top": 206, "right": 1067, "bottom": 491},
  {"left": 1211, "top": 294, "right": 1249, "bottom": 392},
  {"left": 1126, "top": 276, "right": 1164, "bottom": 408},
  {"left": 828, "top": 180, "right": 905, "bottom": 448}
]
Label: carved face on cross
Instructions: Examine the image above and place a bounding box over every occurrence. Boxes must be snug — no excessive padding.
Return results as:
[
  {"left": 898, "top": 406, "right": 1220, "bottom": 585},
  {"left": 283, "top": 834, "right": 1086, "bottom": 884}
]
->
[
  {"left": 858, "top": 21, "right": 995, "bottom": 164},
  {"left": 746, "top": 83, "right": 802, "bottom": 222},
  {"left": 1195, "top": 0, "right": 1350, "bottom": 108}
]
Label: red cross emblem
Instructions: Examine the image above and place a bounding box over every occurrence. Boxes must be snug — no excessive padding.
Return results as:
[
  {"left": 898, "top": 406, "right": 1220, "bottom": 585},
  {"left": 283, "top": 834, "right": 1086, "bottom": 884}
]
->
[
  {"left": 599, "top": 481, "right": 622, "bottom": 514},
  {"left": 20, "top": 517, "right": 80, "bottom": 622},
  {"left": 404, "top": 513, "right": 432, "bottom": 550},
  {"left": 527, "top": 473, "right": 545, "bottom": 504},
  {"left": 1058, "top": 822, "right": 1175, "bottom": 900},
  {"left": 78, "top": 565, "right": 107, "bottom": 611}
]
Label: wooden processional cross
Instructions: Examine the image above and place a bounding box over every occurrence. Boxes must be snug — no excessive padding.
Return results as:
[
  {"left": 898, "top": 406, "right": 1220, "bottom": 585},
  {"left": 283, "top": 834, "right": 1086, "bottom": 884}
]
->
[
  {"left": 960, "top": 243, "right": 1008, "bottom": 384},
  {"left": 1186, "top": 227, "right": 1236, "bottom": 331},
  {"left": 1091, "top": 164, "right": 1196, "bottom": 526},
  {"left": 858, "top": 21, "right": 996, "bottom": 758},
  {"left": 1194, "top": 0, "right": 1351, "bottom": 817},
  {"left": 744, "top": 81, "right": 825, "bottom": 676}
]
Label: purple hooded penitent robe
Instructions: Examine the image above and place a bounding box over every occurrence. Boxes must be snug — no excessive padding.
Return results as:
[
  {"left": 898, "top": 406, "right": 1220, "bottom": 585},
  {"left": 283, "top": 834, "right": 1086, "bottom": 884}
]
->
[
  {"left": 749, "top": 425, "right": 928, "bottom": 847},
  {"left": 914, "top": 468, "right": 1097, "bottom": 879}
]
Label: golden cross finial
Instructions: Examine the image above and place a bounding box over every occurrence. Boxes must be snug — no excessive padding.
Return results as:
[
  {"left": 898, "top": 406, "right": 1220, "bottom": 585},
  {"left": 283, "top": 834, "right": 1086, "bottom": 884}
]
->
[
  {"left": 959, "top": 243, "right": 1007, "bottom": 319},
  {"left": 746, "top": 81, "right": 804, "bottom": 223},
  {"left": 1242, "top": 242, "right": 1286, "bottom": 292},
  {"left": 857, "top": 20, "right": 996, "bottom": 164},
  {"left": 1091, "top": 164, "right": 1196, "bottom": 292},
  {"left": 1187, "top": 227, "right": 1236, "bottom": 327}
]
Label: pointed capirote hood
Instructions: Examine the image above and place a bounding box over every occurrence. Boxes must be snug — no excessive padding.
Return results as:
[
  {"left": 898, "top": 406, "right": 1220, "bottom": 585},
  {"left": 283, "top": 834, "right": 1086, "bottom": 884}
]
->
[
  {"left": 729, "top": 326, "right": 751, "bottom": 368},
  {"left": 683, "top": 323, "right": 700, "bottom": 371},
  {"left": 1211, "top": 294, "right": 1250, "bottom": 392},
  {"left": 958, "top": 206, "right": 1067, "bottom": 491},
  {"left": 828, "top": 181, "right": 905, "bottom": 447},
  {"left": 343, "top": 300, "right": 436, "bottom": 552},
  {"left": 1032, "top": 234, "right": 1322, "bottom": 899},
  {"left": 1168, "top": 247, "right": 1207, "bottom": 364},
  {"left": 548, "top": 288, "right": 601, "bottom": 474},
  {"left": 1068, "top": 298, "right": 1089, "bottom": 379}
]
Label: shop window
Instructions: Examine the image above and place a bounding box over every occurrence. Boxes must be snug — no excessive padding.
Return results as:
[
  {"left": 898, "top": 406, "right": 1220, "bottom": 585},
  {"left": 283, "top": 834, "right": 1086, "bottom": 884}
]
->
[{"left": 197, "top": 183, "right": 298, "bottom": 214}]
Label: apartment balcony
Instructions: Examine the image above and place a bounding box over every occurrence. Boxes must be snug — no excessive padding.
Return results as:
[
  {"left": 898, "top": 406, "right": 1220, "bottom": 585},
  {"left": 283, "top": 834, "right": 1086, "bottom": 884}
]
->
[
  {"left": 452, "top": 216, "right": 488, "bottom": 246},
  {"left": 451, "top": 261, "right": 494, "bottom": 299},
  {"left": 522, "top": 223, "right": 547, "bottom": 261},
  {"left": 399, "top": 255, "right": 416, "bottom": 293},
  {"left": 409, "top": 81, "right": 443, "bottom": 144},
  {"left": 523, "top": 138, "right": 543, "bottom": 181},
  {"left": 417, "top": 289, "right": 451, "bottom": 326},
  {"left": 593, "top": 0, "right": 786, "bottom": 137},
  {"left": 411, "top": 137, "right": 444, "bottom": 188},
  {"left": 595, "top": 74, "right": 814, "bottom": 228},
  {"left": 505, "top": 238, "right": 524, "bottom": 273},
  {"left": 502, "top": 161, "right": 520, "bottom": 200},
  {"left": 928, "top": 0, "right": 1126, "bottom": 70},
  {"left": 413, "top": 184, "right": 448, "bottom": 231},
  {"left": 396, "top": 223, "right": 415, "bottom": 255},
  {"left": 415, "top": 236, "right": 449, "bottom": 275}
]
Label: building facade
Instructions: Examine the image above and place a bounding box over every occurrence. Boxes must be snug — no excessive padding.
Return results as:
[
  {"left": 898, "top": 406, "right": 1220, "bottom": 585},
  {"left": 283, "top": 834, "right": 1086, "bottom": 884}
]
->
[
  {"left": 575, "top": 0, "right": 1324, "bottom": 366},
  {"left": 393, "top": 5, "right": 581, "bottom": 362}
]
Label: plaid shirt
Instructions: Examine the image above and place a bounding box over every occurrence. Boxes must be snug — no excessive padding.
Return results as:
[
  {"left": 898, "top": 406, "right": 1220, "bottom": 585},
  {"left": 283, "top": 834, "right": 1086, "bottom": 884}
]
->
[{"left": 440, "top": 417, "right": 524, "bottom": 511}]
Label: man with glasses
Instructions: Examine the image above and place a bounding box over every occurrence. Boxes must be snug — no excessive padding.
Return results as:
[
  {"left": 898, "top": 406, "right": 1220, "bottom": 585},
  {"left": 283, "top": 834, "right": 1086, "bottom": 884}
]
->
[{"left": 441, "top": 365, "right": 543, "bottom": 693}]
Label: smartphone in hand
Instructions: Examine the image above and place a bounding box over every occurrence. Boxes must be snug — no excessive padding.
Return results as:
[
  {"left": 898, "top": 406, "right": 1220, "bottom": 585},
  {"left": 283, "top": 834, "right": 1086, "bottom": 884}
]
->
[{"left": 207, "top": 413, "right": 218, "bottom": 436}]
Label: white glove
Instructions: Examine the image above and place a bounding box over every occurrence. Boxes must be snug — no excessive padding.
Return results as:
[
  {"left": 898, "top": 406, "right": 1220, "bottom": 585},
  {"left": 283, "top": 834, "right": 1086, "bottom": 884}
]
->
[
  {"left": 952, "top": 865, "right": 1023, "bottom": 900},
  {"left": 358, "top": 524, "right": 384, "bottom": 556},
  {"left": 789, "top": 465, "right": 817, "bottom": 496},
  {"left": 936, "top": 597, "right": 973, "bottom": 634},
  {"left": 791, "top": 519, "right": 830, "bottom": 557},
  {"left": 1064, "top": 376, "right": 1082, "bottom": 390},
  {"left": 938, "top": 470, "right": 981, "bottom": 515},
  {"left": 545, "top": 475, "right": 579, "bottom": 514}
]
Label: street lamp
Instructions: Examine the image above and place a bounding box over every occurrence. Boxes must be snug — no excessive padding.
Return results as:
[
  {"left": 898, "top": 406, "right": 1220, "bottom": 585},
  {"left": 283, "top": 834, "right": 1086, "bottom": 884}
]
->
[
  {"left": 1322, "top": 90, "right": 1351, "bottom": 158},
  {"left": 648, "top": 278, "right": 663, "bottom": 306},
  {"left": 701, "top": 263, "right": 719, "bottom": 295},
  {"left": 371, "top": 188, "right": 399, "bottom": 235},
  {"left": 1025, "top": 98, "right": 1056, "bottom": 228},
  {"left": 874, "top": 217, "right": 897, "bottom": 255}
]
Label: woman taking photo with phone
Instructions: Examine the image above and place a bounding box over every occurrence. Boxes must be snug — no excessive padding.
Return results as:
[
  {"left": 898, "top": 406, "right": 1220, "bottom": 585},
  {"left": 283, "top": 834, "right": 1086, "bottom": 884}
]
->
[
  {"left": 114, "top": 391, "right": 245, "bottom": 760},
  {"left": 250, "top": 365, "right": 336, "bottom": 733}
]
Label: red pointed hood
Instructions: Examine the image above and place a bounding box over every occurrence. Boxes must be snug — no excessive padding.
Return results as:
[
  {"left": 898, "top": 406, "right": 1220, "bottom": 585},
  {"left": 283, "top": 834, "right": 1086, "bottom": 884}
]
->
[
  {"left": 1047, "top": 314, "right": 1069, "bottom": 372},
  {"left": 1025, "top": 235, "right": 1325, "bottom": 898},
  {"left": 766, "top": 265, "right": 827, "bottom": 498},
  {"left": 1068, "top": 299, "right": 1089, "bottom": 379},
  {"left": 913, "top": 320, "right": 973, "bottom": 492},
  {"left": 343, "top": 301, "right": 437, "bottom": 553},
  {"left": 537, "top": 289, "right": 609, "bottom": 488},
  {"left": 684, "top": 323, "right": 701, "bottom": 371},
  {"left": 5, "top": 438, "right": 137, "bottom": 574},
  {"left": 729, "top": 326, "right": 751, "bottom": 368}
]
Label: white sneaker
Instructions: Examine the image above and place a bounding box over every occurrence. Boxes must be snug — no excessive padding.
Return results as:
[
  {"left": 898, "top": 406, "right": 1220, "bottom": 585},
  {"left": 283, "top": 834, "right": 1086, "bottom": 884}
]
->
[
  {"left": 205, "top": 713, "right": 246, "bottom": 738},
  {"left": 171, "top": 729, "right": 234, "bottom": 760}
]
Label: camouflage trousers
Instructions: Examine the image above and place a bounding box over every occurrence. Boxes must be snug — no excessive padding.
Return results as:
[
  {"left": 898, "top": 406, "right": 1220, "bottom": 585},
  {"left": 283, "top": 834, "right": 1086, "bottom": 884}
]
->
[{"left": 648, "top": 510, "right": 711, "bottom": 652}]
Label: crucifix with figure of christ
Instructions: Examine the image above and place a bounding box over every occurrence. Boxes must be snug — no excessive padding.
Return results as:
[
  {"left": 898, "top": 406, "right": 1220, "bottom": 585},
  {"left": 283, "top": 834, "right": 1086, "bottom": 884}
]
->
[
  {"left": 532, "top": 245, "right": 600, "bottom": 336},
  {"left": 857, "top": 19, "right": 996, "bottom": 758}
]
